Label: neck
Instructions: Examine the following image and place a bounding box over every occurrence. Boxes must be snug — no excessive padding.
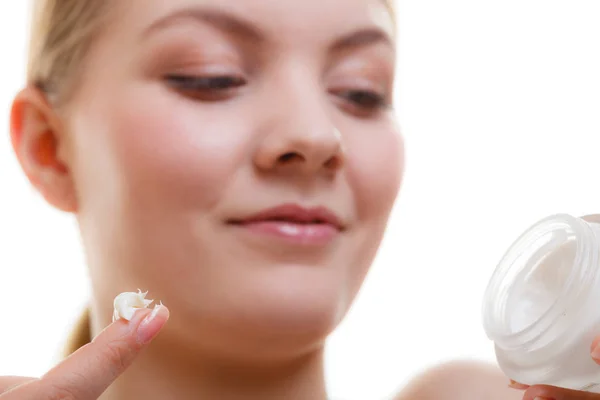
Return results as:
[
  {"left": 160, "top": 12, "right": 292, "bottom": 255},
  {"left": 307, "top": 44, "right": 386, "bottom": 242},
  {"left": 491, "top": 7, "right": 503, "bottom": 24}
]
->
[
  {"left": 89, "top": 307, "right": 329, "bottom": 400},
  {"left": 101, "top": 345, "right": 328, "bottom": 400}
]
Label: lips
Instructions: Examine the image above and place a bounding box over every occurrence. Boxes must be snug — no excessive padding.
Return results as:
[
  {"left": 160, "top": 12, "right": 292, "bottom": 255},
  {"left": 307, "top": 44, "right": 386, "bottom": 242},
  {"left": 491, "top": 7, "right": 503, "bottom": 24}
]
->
[
  {"left": 229, "top": 204, "right": 343, "bottom": 230},
  {"left": 227, "top": 204, "right": 344, "bottom": 245}
]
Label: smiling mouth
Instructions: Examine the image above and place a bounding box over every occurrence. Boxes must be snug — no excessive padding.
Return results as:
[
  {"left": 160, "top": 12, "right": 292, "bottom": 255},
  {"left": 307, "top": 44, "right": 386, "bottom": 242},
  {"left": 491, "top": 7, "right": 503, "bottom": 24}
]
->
[{"left": 226, "top": 204, "right": 344, "bottom": 245}]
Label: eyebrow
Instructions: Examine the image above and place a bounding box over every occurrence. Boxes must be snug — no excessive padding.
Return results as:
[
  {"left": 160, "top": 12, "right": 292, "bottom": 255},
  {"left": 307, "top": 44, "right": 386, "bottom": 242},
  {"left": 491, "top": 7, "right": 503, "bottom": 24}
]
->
[
  {"left": 330, "top": 28, "right": 394, "bottom": 53},
  {"left": 143, "top": 7, "right": 265, "bottom": 43},
  {"left": 143, "top": 6, "right": 394, "bottom": 52}
]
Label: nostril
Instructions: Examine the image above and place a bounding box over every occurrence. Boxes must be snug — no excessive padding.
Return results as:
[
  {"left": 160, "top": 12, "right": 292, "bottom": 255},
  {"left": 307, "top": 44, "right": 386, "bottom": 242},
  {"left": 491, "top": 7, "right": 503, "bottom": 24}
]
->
[
  {"left": 279, "top": 152, "right": 301, "bottom": 163},
  {"left": 324, "top": 156, "right": 343, "bottom": 170}
]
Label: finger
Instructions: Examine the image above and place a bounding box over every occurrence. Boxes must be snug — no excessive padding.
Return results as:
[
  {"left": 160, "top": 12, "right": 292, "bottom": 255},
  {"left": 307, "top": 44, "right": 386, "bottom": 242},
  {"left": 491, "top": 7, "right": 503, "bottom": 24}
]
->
[
  {"left": 523, "top": 384, "right": 600, "bottom": 400},
  {"left": 509, "top": 379, "right": 530, "bottom": 390},
  {"left": 0, "top": 377, "right": 38, "bottom": 394},
  {"left": 5, "top": 304, "right": 169, "bottom": 400},
  {"left": 591, "top": 336, "right": 600, "bottom": 364}
]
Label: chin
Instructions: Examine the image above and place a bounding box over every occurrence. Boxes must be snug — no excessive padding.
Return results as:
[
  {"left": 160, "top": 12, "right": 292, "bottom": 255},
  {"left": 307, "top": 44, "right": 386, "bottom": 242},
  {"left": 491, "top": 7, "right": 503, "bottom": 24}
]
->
[
  {"left": 240, "top": 272, "right": 346, "bottom": 333},
  {"left": 233, "top": 294, "right": 345, "bottom": 361},
  {"left": 254, "top": 286, "right": 344, "bottom": 336},
  {"left": 174, "top": 269, "right": 350, "bottom": 363}
]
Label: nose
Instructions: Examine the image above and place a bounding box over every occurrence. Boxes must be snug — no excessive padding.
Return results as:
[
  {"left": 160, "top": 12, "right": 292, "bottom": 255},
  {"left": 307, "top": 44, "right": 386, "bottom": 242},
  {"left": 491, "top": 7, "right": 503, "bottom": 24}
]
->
[{"left": 253, "top": 108, "right": 345, "bottom": 176}]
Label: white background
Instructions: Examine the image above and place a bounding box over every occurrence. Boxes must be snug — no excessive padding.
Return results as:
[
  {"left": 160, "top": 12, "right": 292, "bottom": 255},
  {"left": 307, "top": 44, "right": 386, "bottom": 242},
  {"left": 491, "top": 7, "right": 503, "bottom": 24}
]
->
[{"left": 1, "top": 1, "right": 600, "bottom": 399}]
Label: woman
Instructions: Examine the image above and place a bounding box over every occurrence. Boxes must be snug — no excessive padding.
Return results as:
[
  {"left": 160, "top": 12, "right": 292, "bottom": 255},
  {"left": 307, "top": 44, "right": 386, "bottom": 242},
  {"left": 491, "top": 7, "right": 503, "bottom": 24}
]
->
[{"left": 1, "top": 0, "right": 597, "bottom": 399}]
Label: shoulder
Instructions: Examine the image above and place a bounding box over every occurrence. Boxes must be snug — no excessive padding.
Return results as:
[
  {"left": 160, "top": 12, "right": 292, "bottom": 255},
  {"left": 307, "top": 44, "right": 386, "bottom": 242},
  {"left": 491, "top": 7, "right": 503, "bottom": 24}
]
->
[{"left": 392, "top": 359, "right": 523, "bottom": 400}]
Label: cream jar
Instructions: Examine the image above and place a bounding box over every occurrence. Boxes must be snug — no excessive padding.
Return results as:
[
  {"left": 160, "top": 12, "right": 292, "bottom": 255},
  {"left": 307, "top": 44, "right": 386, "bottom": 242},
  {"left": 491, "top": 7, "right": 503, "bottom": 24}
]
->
[{"left": 482, "top": 214, "right": 600, "bottom": 392}]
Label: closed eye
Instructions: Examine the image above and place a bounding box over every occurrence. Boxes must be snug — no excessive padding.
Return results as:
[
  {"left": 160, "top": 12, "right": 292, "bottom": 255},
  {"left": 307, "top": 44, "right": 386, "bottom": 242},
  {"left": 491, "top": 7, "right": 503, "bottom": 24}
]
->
[
  {"left": 164, "top": 75, "right": 247, "bottom": 101},
  {"left": 332, "top": 89, "right": 391, "bottom": 117}
]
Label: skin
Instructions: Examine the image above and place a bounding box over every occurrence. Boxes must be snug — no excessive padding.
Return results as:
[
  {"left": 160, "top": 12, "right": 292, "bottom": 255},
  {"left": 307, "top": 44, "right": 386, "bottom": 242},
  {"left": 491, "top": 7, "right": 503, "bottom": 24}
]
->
[
  {"left": 7, "top": 0, "right": 400, "bottom": 399},
  {"left": 4, "top": 0, "right": 600, "bottom": 399}
]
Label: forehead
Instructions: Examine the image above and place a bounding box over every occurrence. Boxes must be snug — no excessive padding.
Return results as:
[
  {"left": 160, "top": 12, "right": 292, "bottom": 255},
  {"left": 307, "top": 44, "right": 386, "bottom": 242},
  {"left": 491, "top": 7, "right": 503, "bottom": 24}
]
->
[{"left": 107, "top": 0, "right": 395, "bottom": 46}]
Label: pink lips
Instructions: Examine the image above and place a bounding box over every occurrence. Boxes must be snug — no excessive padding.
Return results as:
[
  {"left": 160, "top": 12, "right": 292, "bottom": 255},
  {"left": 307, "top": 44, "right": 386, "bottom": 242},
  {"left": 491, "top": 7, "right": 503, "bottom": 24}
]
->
[{"left": 228, "top": 204, "right": 343, "bottom": 245}]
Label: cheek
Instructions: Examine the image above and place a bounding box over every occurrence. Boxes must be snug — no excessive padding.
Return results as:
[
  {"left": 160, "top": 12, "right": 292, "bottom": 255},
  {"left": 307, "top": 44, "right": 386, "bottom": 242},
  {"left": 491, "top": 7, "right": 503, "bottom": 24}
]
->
[
  {"left": 347, "top": 122, "right": 404, "bottom": 223},
  {"left": 80, "top": 90, "right": 249, "bottom": 211},
  {"left": 338, "top": 122, "right": 404, "bottom": 301}
]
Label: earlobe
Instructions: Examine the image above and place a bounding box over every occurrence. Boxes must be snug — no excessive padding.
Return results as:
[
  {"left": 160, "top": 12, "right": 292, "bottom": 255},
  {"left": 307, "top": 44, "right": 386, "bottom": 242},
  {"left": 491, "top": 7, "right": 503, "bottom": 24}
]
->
[{"left": 9, "top": 87, "right": 78, "bottom": 213}]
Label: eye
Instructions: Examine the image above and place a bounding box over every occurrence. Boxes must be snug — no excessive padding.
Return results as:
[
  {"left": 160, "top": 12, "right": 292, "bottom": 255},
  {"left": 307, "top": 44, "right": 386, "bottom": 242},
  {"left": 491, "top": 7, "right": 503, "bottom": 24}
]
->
[
  {"left": 332, "top": 89, "right": 391, "bottom": 117},
  {"left": 164, "top": 74, "right": 247, "bottom": 101}
]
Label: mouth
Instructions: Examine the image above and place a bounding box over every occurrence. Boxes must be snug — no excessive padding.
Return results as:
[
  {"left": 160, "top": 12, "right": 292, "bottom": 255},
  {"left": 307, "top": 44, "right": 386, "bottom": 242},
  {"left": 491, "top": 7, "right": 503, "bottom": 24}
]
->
[{"left": 226, "top": 204, "right": 344, "bottom": 245}]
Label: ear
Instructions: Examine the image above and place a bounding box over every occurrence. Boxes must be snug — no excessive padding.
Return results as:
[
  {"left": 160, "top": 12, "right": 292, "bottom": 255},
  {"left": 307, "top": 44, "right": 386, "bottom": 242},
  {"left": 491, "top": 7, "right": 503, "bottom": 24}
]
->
[{"left": 10, "top": 87, "right": 78, "bottom": 213}]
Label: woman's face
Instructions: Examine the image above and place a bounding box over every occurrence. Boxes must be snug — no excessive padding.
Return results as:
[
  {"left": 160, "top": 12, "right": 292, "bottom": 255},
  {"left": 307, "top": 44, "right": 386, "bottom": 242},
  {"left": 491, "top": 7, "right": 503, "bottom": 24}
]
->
[{"left": 65, "top": 0, "right": 403, "bottom": 359}]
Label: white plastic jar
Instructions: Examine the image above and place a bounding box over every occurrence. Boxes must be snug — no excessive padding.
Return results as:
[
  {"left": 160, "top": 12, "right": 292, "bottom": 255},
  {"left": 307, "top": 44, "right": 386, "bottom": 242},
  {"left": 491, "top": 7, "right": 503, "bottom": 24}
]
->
[{"left": 482, "top": 214, "right": 600, "bottom": 392}]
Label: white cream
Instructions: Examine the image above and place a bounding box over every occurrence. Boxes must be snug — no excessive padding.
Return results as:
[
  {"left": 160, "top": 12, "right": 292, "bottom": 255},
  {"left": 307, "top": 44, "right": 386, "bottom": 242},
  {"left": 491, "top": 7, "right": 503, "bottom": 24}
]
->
[{"left": 112, "top": 289, "right": 155, "bottom": 322}]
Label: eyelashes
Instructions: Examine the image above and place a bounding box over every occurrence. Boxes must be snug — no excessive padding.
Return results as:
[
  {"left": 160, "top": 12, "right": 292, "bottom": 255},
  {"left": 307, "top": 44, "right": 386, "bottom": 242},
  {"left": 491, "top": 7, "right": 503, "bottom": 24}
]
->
[
  {"left": 164, "top": 74, "right": 246, "bottom": 101},
  {"left": 331, "top": 89, "right": 390, "bottom": 114},
  {"left": 164, "top": 74, "right": 390, "bottom": 115},
  {"left": 165, "top": 75, "right": 246, "bottom": 91}
]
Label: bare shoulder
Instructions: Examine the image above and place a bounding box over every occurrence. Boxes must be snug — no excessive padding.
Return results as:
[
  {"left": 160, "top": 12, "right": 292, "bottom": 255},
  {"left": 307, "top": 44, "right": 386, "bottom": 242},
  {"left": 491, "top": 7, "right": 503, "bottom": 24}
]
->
[{"left": 392, "top": 360, "right": 523, "bottom": 400}]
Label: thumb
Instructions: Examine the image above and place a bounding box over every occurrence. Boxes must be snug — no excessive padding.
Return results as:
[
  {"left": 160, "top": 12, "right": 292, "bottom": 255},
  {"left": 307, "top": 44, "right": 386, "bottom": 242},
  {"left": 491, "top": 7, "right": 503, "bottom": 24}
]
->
[{"left": 7, "top": 304, "right": 169, "bottom": 400}]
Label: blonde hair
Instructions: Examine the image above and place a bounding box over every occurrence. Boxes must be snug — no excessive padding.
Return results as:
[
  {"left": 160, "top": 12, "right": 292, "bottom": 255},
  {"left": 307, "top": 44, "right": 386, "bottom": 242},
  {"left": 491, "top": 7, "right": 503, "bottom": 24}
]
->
[
  {"left": 27, "top": 0, "right": 109, "bottom": 104},
  {"left": 28, "top": 0, "right": 396, "bottom": 105}
]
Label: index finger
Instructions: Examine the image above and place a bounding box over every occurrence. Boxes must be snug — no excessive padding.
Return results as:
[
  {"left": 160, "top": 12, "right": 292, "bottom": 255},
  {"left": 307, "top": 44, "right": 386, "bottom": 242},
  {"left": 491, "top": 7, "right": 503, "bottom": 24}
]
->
[
  {"left": 0, "top": 377, "right": 37, "bottom": 395},
  {"left": 7, "top": 304, "right": 169, "bottom": 400}
]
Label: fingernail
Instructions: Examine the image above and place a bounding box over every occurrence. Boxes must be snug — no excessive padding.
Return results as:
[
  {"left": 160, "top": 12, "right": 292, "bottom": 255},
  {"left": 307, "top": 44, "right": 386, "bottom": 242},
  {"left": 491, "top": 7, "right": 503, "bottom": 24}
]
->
[
  {"left": 508, "top": 380, "right": 529, "bottom": 389},
  {"left": 137, "top": 303, "right": 167, "bottom": 344}
]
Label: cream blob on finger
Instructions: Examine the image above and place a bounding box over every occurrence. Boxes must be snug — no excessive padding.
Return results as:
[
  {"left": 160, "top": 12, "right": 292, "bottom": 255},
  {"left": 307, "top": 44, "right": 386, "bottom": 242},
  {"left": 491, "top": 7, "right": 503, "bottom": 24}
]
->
[{"left": 112, "top": 289, "right": 155, "bottom": 322}]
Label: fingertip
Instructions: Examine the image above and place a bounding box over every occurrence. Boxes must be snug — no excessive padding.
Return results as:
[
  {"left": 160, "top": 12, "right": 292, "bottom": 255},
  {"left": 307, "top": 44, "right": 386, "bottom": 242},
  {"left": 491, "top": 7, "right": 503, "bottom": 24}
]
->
[{"left": 136, "top": 304, "right": 169, "bottom": 345}]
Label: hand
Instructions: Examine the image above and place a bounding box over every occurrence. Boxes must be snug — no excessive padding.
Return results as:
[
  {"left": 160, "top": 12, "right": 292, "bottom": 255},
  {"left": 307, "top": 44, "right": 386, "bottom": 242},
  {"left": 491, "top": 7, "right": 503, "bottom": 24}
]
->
[
  {"left": 510, "top": 337, "right": 600, "bottom": 400},
  {"left": 0, "top": 304, "right": 169, "bottom": 400}
]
